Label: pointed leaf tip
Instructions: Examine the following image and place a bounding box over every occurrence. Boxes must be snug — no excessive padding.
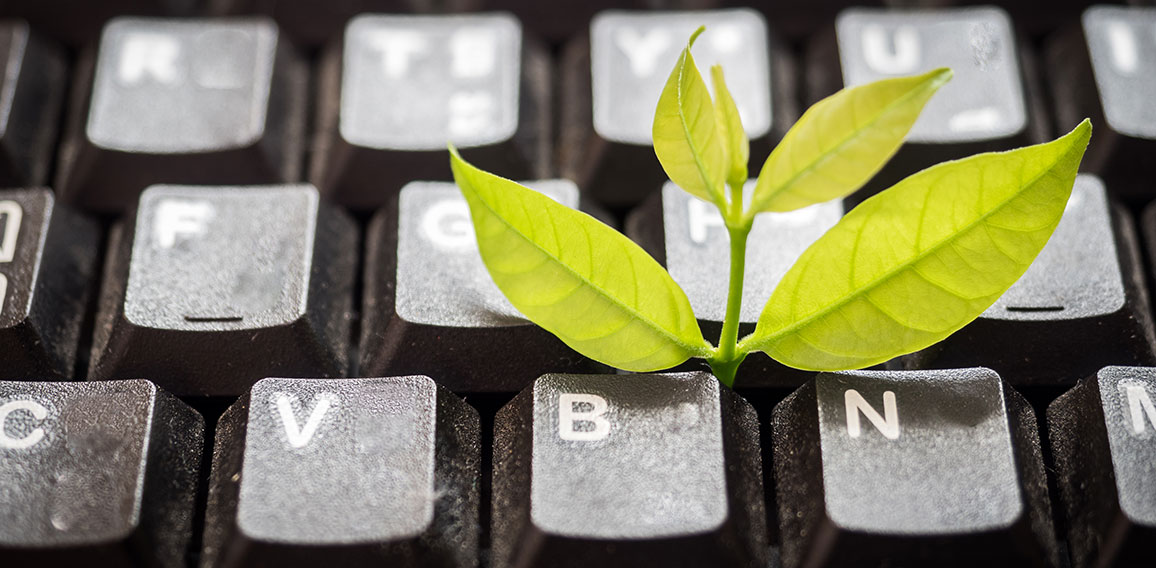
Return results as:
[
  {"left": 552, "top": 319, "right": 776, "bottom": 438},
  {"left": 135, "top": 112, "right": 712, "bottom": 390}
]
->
[{"left": 688, "top": 25, "right": 705, "bottom": 46}]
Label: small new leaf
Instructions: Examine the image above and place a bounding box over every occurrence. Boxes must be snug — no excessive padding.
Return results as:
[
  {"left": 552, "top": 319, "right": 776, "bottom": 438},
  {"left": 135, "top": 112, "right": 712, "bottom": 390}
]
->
[
  {"left": 450, "top": 147, "right": 712, "bottom": 372},
  {"left": 749, "top": 67, "right": 952, "bottom": 215},
  {"left": 652, "top": 26, "right": 728, "bottom": 208},
  {"left": 711, "top": 64, "right": 748, "bottom": 187},
  {"left": 742, "top": 119, "right": 1092, "bottom": 371}
]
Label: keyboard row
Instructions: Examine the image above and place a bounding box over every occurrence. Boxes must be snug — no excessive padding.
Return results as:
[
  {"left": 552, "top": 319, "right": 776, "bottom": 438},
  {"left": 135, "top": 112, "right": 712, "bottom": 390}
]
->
[
  {"left": 6, "top": 6, "right": 1156, "bottom": 212},
  {"left": 0, "top": 0, "right": 1107, "bottom": 47},
  {"left": 4, "top": 173, "right": 1155, "bottom": 394},
  {"left": 2, "top": 367, "right": 1152, "bottom": 567}
]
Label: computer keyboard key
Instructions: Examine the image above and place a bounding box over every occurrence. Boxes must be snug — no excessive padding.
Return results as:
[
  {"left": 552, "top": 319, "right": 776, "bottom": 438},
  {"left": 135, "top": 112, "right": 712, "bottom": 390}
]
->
[
  {"left": 559, "top": 9, "right": 793, "bottom": 209},
  {"left": 88, "top": 184, "right": 357, "bottom": 396},
  {"left": 809, "top": 6, "right": 1047, "bottom": 200},
  {"left": 360, "top": 179, "right": 607, "bottom": 392},
  {"left": 0, "top": 190, "right": 99, "bottom": 380},
  {"left": 492, "top": 372, "right": 768, "bottom": 568},
  {"left": 312, "top": 13, "right": 550, "bottom": 210},
  {"left": 774, "top": 368, "right": 1059, "bottom": 568},
  {"left": 901, "top": 175, "right": 1156, "bottom": 385},
  {"left": 1049, "top": 6, "right": 1156, "bottom": 201},
  {"left": 0, "top": 379, "right": 204, "bottom": 567},
  {"left": 0, "top": 22, "right": 67, "bottom": 187},
  {"left": 56, "top": 17, "right": 308, "bottom": 213},
  {"left": 201, "top": 376, "right": 481, "bottom": 567},
  {"left": 1048, "top": 366, "right": 1156, "bottom": 568},
  {"left": 627, "top": 181, "right": 841, "bottom": 386}
]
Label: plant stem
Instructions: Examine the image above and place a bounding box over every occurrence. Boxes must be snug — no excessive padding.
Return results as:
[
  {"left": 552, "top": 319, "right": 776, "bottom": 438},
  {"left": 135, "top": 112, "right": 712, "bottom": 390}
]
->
[{"left": 710, "top": 182, "right": 752, "bottom": 387}]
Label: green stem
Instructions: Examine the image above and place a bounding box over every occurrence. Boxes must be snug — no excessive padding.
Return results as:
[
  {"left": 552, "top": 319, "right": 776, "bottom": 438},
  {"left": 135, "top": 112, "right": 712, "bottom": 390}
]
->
[{"left": 710, "top": 182, "right": 752, "bottom": 387}]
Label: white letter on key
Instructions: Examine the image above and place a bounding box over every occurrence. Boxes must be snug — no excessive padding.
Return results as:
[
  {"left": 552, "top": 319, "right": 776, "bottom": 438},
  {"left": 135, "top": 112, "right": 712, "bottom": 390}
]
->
[
  {"left": 615, "top": 28, "right": 671, "bottom": 77},
  {"left": 0, "top": 400, "right": 49, "bottom": 449},
  {"left": 559, "top": 393, "right": 611, "bottom": 441},
  {"left": 369, "top": 30, "right": 428, "bottom": 78},
  {"left": 119, "top": 33, "right": 182, "bottom": 85},
  {"left": 845, "top": 389, "right": 900, "bottom": 440},
  {"left": 275, "top": 392, "right": 336, "bottom": 448},
  {"left": 1125, "top": 383, "right": 1156, "bottom": 435},
  {"left": 862, "top": 25, "right": 920, "bottom": 75}
]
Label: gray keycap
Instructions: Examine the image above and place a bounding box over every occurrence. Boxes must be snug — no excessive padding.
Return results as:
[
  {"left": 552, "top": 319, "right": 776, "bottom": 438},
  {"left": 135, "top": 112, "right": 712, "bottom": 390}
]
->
[
  {"left": 360, "top": 179, "right": 605, "bottom": 391},
  {"left": 903, "top": 175, "right": 1156, "bottom": 384},
  {"left": 559, "top": 8, "right": 793, "bottom": 208},
  {"left": 88, "top": 184, "right": 357, "bottom": 396},
  {"left": 810, "top": 6, "right": 1046, "bottom": 200},
  {"left": 312, "top": 13, "right": 550, "bottom": 209},
  {"left": 1049, "top": 366, "right": 1156, "bottom": 568},
  {"left": 0, "top": 379, "right": 203, "bottom": 567},
  {"left": 0, "top": 190, "right": 99, "bottom": 380},
  {"left": 627, "top": 182, "right": 841, "bottom": 386},
  {"left": 0, "top": 22, "right": 66, "bottom": 187},
  {"left": 1049, "top": 6, "right": 1156, "bottom": 200},
  {"left": 492, "top": 372, "right": 767, "bottom": 567},
  {"left": 201, "top": 376, "right": 480, "bottom": 567},
  {"left": 56, "top": 17, "right": 307, "bottom": 213},
  {"left": 774, "top": 368, "right": 1059, "bottom": 567}
]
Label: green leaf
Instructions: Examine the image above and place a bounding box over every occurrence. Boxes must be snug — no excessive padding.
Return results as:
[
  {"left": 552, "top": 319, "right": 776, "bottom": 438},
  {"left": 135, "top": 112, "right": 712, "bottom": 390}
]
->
[
  {"left": 652, "top": 26, "right": 727, "bottom": 207},
  {"left": 749, "top": 68, "right": 953, "bottom": 214},
  {"left": 742, "top": 120, "right": 1092, "bottom": 371},
  {"left": 450, "top": 147, "right": 711, "bottom": 372},
  {"left": 711, "top": 64, "right": 749, "bottom": 187}
]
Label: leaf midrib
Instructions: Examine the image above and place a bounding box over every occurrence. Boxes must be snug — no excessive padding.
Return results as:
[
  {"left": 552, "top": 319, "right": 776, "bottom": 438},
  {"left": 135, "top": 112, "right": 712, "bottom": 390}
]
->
[
  {"left": 675, "top": 50, "right": 722, "bottom": 207},
  {"left": 746, "top": 158, "right": 1066, "bottom": 351},
  {"left": 470, "top": 184, "right": 709, "bottom": 356},
  {"left": 755, "top": 76, "right": 941, "bottom": 211}
]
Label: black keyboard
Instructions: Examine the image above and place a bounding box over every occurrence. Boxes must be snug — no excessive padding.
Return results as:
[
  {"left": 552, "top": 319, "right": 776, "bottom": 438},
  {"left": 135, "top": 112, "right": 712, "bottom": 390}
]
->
[{"left": 1, "top": 2, "right": 1155, "bottom": 567}]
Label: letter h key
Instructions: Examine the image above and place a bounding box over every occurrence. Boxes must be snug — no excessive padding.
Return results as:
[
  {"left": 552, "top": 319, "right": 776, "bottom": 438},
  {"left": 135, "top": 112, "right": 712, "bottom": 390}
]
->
[
  {"left": 88, "top": 185, "right": 357, "bottom": 396},
  {"left": 902, "top": 175, "right": 1156, "bottom": 385}
]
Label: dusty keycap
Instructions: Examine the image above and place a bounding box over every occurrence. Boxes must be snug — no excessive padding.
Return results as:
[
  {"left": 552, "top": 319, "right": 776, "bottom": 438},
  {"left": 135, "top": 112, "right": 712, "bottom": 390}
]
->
[
  {"left": 627, "top": 181, "right": 841, "bottom": 386},
  {"left": 773, "top": 368, "right": 1059, "bottom": 567},
  {"left": 809, "top": 6, "right": 1047, "bottom": 201},
  {"left": 902, "top": 175, "right": 1156, "bottom": 385},
  {"left": 0, "top": 379, "right": 203, "bottom": 567},
  {"left": 491, "top": 372, "right": 767, "bottom": 567},
  {"left": 88, "top": 184, "right": 356, "bottom": 396},
  {"left": 0, "top": 190, "right": 99, "bottom": 380},
  {"left": 201, "top": 376, "right": 481, "bottom": 567},
  {"left": 312, "top": 12, "right": 551, "bottom": 209},
  {"left": 1049, "top": 6, "right": 1156, "bottom": 201},
  {"left": 359, "top": 179, "right": 606, "bottom": 392},
  {"left": 56, "top": 17, "right": 307, "bottom": 213},
  {"left": 1048, "top": 366, "right": 1156, "bottom": 568}
]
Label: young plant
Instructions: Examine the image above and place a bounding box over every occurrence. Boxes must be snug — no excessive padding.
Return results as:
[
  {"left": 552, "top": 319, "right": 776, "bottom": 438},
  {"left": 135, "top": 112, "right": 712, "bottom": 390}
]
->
[{"left": 449, "top": 27, "right": 1092, "bottom": 388}]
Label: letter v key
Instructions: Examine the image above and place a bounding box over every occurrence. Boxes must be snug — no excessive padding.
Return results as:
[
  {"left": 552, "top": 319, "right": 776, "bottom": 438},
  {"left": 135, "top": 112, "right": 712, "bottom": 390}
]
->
[{"left": 275, "top": 392, "right": 336, "bottom": 448}]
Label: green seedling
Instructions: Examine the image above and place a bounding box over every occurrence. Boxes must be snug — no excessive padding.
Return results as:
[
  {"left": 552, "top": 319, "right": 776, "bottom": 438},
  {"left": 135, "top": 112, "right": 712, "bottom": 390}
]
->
[{"left": 449, "top": 27, "right": 1092, "bottom": 388}]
